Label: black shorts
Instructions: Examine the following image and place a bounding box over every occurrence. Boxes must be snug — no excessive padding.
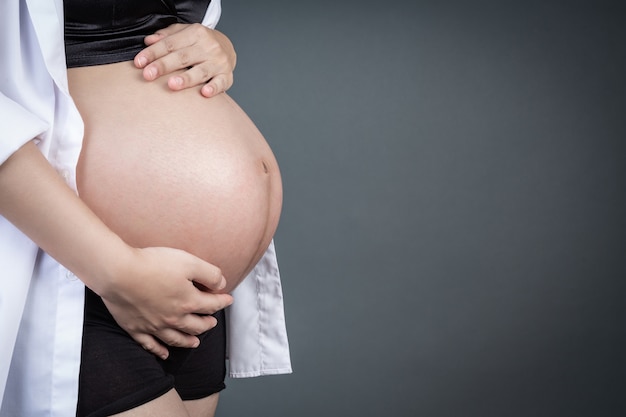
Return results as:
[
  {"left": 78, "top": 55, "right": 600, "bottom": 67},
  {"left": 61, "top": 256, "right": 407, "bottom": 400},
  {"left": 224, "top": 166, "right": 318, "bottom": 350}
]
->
[{"left": 76, "top": 287, "right": 226, "bottom": 417}]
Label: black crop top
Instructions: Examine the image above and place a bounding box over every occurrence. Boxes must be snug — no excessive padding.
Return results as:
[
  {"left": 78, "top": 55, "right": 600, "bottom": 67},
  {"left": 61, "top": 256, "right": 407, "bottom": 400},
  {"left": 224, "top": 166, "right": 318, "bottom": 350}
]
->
[{"left": 65, "top": 0, "right": 211, "bottom": 68}]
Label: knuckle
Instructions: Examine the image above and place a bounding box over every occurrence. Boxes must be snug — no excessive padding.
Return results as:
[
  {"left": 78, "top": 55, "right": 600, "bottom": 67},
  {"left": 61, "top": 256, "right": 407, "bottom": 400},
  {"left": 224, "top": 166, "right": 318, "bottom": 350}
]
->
[
  {"left": 179, "top": 304, "right": 193, "bottom": 316},
  {"left": 191, "top": 23, "right": 208, "bottom": 37},
  {"left": 213, "top": 54, "right": 228, "bottom": 68},
  {"left": 193, "top": 321, "right": 210, "bottom": 334},
  {"left": 177, "top": 51, "right": 191, "bottom": 67},
  {"left": 211, "top": 80, "right": 224, "bottom": 95},
  {"left": 224, "top": 75, "right": 233, "bottom": 89},
  {"left": 186, "top": 325, "right": 202, "bottom": 336},
  {"left": 199, "top": 66, "right": 210, "bottom": 82},
  {"left": 222, "top": 77, "right": 231, "bottom": 91},
  {"left": 164, "top": 38, "right": 176, "bottom": 53},
  {"left": 157, "top": 330, "right": 181, "bottom": 347},
  {"left": 162, "top": 315, "right": 179, "bottom": 328},
  {"left": 212, "top": 265, "right": 223, "bottom": 277},
  {"left": 180, "top": 297, "right": 196, "bottom": 312},
  {"left": 143, "top": 321, "right": 160, "bottom": 333},
  {"left": 161, "top": 337, "right": 180, "bottom": 347}
]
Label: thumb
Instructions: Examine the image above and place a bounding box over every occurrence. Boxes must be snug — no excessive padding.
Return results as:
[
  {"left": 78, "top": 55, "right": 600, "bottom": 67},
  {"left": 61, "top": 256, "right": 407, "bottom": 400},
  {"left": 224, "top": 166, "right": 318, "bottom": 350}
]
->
[
  {"left": 201, "top": 73, "right": 233, "bottom": 98},
  {"left": 187, "top": 255, "right": 227, "bottom": 292},
  {"left": 143, "top": 23, "right": 185, "bottom": 46}
]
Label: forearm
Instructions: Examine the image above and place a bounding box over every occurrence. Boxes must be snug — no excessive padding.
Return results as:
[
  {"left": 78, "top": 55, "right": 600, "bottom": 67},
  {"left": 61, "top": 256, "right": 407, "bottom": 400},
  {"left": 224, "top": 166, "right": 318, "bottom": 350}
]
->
[
  {"left": 0, "top": 140, "right": 128, "bottom": 296},
  {"left": 0, "top": 140, "right": 232, "bottom": 356}
]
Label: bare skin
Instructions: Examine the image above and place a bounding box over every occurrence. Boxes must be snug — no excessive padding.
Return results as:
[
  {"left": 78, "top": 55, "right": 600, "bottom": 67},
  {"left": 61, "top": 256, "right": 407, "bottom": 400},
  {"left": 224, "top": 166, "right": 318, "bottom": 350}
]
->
[
  {"left": 70, "top": 61, "right": 282, "bottom": 294},
  {"left": 110, "top": 390, "right": 219, "bottom": 417}
]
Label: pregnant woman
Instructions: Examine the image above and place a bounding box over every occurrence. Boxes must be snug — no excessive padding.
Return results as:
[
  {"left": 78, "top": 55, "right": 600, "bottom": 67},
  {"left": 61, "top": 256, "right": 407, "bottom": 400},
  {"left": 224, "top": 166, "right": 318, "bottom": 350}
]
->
[
  {"left": 0, "top": 1, "right": 290, "bottom": 416},
  {"left": 67, "top": 1, "right": 283, "bottom": 415}
]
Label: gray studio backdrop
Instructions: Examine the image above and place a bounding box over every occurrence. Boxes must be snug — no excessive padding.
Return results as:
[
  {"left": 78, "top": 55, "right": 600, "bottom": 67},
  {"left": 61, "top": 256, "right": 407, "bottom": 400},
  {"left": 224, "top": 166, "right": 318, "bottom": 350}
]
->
[{"left": 217, "top": 1, "right": 625, "bottom": 416}]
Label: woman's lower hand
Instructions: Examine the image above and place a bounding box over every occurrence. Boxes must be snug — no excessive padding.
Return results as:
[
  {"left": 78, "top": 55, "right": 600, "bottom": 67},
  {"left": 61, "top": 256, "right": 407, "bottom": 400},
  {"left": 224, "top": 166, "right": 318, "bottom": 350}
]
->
[
  {"left": 134, "top": 23, "right": 236, "bottom": 98},
  {"left": 100, "top": 246, "right": 234, "bottom": 360}
]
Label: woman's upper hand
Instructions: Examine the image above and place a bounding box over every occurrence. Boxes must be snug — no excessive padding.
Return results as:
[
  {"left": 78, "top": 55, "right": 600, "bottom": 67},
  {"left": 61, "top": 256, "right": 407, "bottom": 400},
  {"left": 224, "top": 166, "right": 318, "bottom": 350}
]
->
[
  {"left": 133, "top": 23, "right": 236, "bottom": 98},
  {"left": 100, "top": 246, "right": 234, "bottom": 360}
]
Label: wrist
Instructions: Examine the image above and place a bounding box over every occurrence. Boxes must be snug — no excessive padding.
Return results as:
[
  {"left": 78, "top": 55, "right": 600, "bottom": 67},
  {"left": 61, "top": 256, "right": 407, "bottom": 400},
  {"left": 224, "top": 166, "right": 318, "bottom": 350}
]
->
[{"left": 82, "top": 238, "right": 137, "bottom": 300}]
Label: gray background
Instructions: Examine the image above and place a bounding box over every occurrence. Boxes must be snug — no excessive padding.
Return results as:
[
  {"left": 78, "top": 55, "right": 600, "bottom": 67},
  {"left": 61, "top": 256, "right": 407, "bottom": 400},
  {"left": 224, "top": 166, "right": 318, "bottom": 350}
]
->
[{"left": 217, "top": 1, "right": 625, "bottom": 416}]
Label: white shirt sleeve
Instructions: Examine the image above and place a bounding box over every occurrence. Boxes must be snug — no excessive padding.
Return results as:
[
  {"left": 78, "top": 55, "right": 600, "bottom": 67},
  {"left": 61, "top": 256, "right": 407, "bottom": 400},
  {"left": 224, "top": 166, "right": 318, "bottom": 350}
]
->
[
  {"left": 0, "top": 94, "right": 49, "bottom": 165},
  {"left": 202, "top": 0, "right": 222, "bottom": 28}
]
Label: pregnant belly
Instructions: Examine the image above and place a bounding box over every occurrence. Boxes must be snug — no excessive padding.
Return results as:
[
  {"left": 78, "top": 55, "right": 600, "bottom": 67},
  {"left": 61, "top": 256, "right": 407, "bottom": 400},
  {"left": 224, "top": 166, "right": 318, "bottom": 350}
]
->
[{"left": 69, "top": 62, "right": 282, "bottom": 293}]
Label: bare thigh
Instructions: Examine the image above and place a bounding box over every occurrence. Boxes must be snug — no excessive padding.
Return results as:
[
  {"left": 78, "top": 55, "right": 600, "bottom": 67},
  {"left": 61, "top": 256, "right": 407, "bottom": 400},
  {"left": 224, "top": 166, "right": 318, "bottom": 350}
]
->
[
  {"left": 110, "top": 390, "right": 219, "bottom": 417},
  {"left": 184, "top": 394, "right": 220, "bottom": 417}
]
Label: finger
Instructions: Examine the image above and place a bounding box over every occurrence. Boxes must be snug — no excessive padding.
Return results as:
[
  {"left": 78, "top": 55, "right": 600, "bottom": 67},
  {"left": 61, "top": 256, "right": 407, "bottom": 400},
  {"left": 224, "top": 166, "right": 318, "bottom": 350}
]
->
[
  {"left": 186, "top": 257, "right": 226, "bottom": 291},
  {"left": 176, "top": 313, "right": 219, "bottom": 335},
  {"left": 155, "top": 328, "right": 202, "bottom": 349},
  {"left": 135, "top": 36, "right": 194, "bottom": 73},
  {"left": 166, "top": 64, "right": 215, "bottom": 91},
  {"left": 142, "top": 32, "right": 165, "bottom": 48},
  {"left": 200, "top": 73, "right": 234, "bottom": 98},
  {"left": 141, "top": 46, "right": 210, "bottom": 81},
  {"left": 191, "top": 293, "right": 234, "bottom": 316},
  {"left": 134, "top": 40, "right": 174, "bottom": 70},
  {"left": 143, "top": 23, "right": 186, "bottom": 46},
  {"left": 135, "top": 24, "right": 208, "bottom": 72},
  {"left": 131, "top": 332, "right": 170, "bottom": 360}
]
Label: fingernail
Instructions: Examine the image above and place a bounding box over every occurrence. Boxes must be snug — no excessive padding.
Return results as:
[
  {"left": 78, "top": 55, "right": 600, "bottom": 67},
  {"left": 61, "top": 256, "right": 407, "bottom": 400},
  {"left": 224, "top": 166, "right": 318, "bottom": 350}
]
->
[
  {"left": 146, "top": 67, "right": 157, "bottom": 80},
  {"left": 136, "top": 56, "right": 147, "bottom": 67},
  {"left": 172, "top": 76, "right": 183, "bottom": 87},
  {"left": 204, "top": 85, "right": 215, "bottom": 97},
  {"left": 219, "top": 276, "right": 227, "bottom": 289}
]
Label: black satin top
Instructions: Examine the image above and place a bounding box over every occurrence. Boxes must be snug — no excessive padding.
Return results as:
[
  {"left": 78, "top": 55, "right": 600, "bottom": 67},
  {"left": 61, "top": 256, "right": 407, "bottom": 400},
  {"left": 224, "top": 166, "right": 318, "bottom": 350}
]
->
[{"left": 64, "top": 0, "right": 211, "bottom": 68}]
